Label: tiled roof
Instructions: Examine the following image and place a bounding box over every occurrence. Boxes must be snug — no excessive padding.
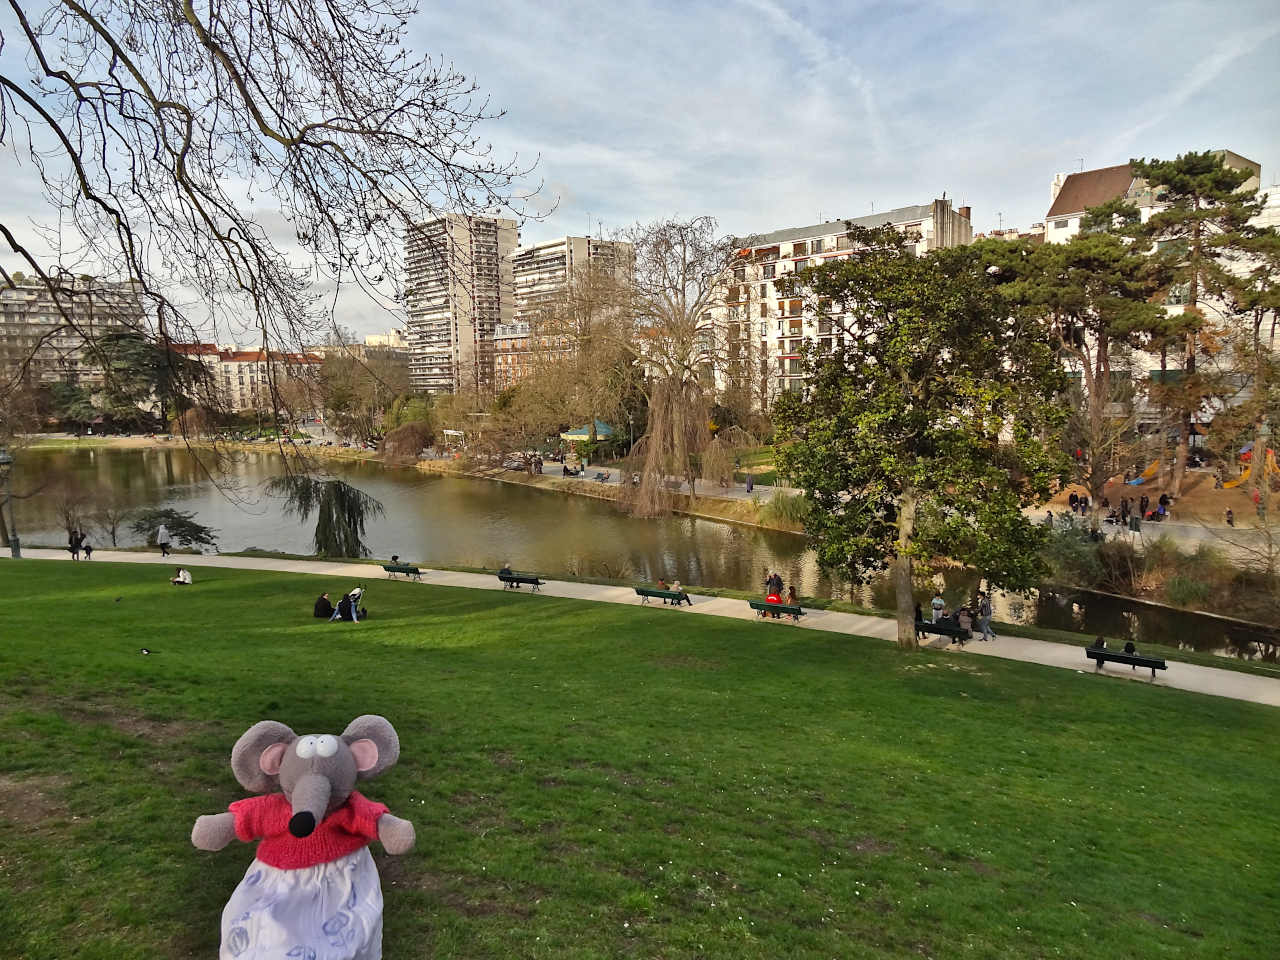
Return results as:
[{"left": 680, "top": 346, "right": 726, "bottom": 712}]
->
[
  {"left": 171, "top": 342, "right": 219, "bottom": 355},
  {"left": 1046, "top": 165, "right": 1134, "bottom": 218}
]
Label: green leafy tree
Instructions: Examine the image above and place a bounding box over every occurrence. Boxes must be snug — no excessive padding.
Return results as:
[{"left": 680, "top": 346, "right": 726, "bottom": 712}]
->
[
  {"left": 48, "top": 382, "right": 98, "bottom": 430},
  {"left": 1129, "top": 151, "right": 1265, "bottom": 497},
  {"left": 129, "top": 508, "right": 218, "bottom": 549},
  {"left": 774, "top": 227, "right": 1068, "bottom": 648},
  {"left": 989, "top": 222, "right": 1166, "bottom": 528},
  {"left": 266, "top": 476, "right": 384, "bottom": 557}
]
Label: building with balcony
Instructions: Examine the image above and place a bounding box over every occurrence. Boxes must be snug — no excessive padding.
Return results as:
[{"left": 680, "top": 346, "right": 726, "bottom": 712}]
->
[
  {"left": 0, "top": 275, "right": 144, "bottom": 387},
  {"left": 495, "top": 236, "right": 633, "bottom": 390},
  {"left": 720, "top": 199, "right": 974, "bottom": 403},
  {"left": 404, "top": 214, "right": 518, "bottom": 394}
]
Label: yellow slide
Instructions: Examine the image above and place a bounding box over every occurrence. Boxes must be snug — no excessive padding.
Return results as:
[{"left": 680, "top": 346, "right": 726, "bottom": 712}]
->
[
  {"left": 1222, "top": 465, "right": 1250, "bottom": 489},
  {"left": 1125, "top": 460, "right": 1160, "bottom": 485}
]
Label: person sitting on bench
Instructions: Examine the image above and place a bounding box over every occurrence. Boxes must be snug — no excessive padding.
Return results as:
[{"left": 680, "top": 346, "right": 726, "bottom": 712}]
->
[
  {"left": 170, "top": 567, "right": 192, "bottom": 586},
  {"left": 670, "top": 580, "right": 691, "bottom": 607},
  {"left": 499, "top": 562, "right": 513, "bottom": 577},
  {"left": 765, "top": 588, "right": 783, "bottom": 619},
  {"left": 1093, "top": 635, "right": 1107, "bottom": 649},
  {"left": 1123, "top": 640, "right": 1137, "bottom": 655},
  {"left": 314, "top": 592, "right": 334, "bottom": 619}
]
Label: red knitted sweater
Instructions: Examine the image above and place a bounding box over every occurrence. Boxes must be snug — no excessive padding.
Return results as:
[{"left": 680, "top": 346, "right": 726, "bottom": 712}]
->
[{"left": 229, "top": 790, "right": 388, "bottom": 870}]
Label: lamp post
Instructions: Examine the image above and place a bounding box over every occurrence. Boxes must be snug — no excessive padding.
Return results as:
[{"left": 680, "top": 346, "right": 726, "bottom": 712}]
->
[
  {"left": 628, "top": 414, "right": 634, "bottom": 451},
  {"left": 0, "top": 448, "right": 19, "bottom": 559}
]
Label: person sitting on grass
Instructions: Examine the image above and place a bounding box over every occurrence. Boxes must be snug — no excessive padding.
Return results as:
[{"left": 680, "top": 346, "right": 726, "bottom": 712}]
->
[
  {"left": 314, "top": 592, "right": 334, "bottom": 619},
  {"left": 170, "top": 567, "right": 192, "bottom": 586}
]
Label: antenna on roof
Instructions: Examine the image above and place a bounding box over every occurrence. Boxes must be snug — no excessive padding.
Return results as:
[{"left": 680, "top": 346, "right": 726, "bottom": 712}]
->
[
  {"left": 870, "top": 201, "right": 875, "bottom": 213},
  {"left": 1078, "top": 158, "right": 1085, "bottom": 172}
]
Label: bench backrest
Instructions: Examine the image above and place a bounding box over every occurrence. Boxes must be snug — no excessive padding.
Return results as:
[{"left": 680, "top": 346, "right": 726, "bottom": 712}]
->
[
  {"left": 1087, "top": 648, "right": 1166, "bottom": 668},
  {"left": 384, "top": 565, "right": 420, "bottom": 573},
  {"left": 749, "top": 600, "right": 803, "bottom": 614}
]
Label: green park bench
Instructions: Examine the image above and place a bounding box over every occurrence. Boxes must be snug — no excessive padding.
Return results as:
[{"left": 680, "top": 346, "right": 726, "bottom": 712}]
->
[
  {"left": 1086, "top": 645, "right": 1167, "bottom": 679},
  {"left": 499, "top": 572, "right": 545, "bottom": 592},
  {"left": 916, "top": 620, "right": 971, "bottom": 645},
  {"left": 382, "top": 564, "right": 423, "bottom": 581},
  {"left": 634, "top": 586, "right": 691, "bottom": 606},
  {"left": 749, "top": 599, "right": 805, "bottom": 622}
]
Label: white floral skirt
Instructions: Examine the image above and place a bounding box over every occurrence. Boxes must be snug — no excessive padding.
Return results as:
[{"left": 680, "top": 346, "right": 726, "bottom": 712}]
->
[{"left": 220, "top": 847, "right": 384, "bottom": 960}]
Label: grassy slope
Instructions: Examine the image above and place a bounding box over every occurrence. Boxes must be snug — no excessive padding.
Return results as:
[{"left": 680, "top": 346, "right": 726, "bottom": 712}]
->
[{"left": 1, "top": 559, "right": 1278, "bottom": 959}]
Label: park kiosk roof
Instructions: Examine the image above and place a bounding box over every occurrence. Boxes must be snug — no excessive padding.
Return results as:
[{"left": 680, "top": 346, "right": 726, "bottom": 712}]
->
[{"left": 560, "top": 419, "right": 614, "bottom": 441}]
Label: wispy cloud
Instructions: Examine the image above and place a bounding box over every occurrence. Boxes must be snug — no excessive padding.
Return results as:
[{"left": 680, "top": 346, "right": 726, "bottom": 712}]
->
[{"left": 1102, "top": 19, "right": 1280, "bottom": 159}]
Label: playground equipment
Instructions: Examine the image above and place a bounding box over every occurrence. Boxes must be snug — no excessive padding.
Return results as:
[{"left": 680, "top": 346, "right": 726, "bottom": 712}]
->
[
  {"left": 1222, "top": 449, "right": 1277, "bottom": 489},
  {"left": 1125, "top": 460, "right": 1161, "bottom": 485}
]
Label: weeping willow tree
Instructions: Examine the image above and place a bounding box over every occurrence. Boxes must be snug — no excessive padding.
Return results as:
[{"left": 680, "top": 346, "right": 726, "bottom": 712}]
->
[
  {"left": 267, "top": 476, "right": 385, "bottom": 558},
  {"left": 612, "top": 217, "right": 752, "bottom": 516},
  {"left": 701, "top": 425, "right": 759, "bottom": 489}
]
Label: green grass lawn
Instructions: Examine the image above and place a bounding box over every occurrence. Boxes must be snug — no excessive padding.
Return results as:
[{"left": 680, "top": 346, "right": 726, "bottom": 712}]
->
[{"left": 2, "top": 559, "right": 1278, "bottom": 958}]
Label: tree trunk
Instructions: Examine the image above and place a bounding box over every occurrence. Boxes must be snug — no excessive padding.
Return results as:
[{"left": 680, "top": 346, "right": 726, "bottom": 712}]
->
[
  {"left": 0, "top": 501, "right": 9, "bottom": 547},
  {"left": 894, "top": 489, "right": 918, "bottom": 649}
]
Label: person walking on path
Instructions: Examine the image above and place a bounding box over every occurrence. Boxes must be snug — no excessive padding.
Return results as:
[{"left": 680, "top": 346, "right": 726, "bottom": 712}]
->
[
  {"left": 1226, "top": 508, "right": 1235, "bottom": 528},
  {"left": 68, "top": 529, "right": 81, "bottom": 560},
  {"left": 82, "top": 537, "right": 93, "bottom": 561},
  {"left": 977, "top": 592, "right": 996, "bottom": 641},
  {"left": 930, "top": 591, "right": 945, "bottom": 623},
  {"left": 156, "top": 523, "right": 172, "bottom": 557}
]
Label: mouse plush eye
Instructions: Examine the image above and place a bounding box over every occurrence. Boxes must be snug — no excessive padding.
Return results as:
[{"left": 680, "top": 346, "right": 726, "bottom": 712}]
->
[
  {"left": 315, "top": 735, "right": 339, "bottom": 757},
  {"left": 295, "top": 736, "right": 318, "bottom": 759}
]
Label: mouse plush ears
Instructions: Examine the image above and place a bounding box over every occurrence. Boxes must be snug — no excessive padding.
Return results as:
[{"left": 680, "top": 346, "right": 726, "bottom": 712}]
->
[
  {"left": 342, "top": 715, "right": 400, "bottom": 780},
  {"left": 230, "top": 720, "right": 297, "bottom": 793}
]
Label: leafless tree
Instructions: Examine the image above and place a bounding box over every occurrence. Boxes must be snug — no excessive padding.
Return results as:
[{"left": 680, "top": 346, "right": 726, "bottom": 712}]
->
[
  {"left": 607, "top": 217, "right": 749, "bottom": 515},
  {"left": 0, "top": 0, "right": 530, "bottom": 449},
  {"left": 91, "top": 494, "right": 133, "bottom": 547}
]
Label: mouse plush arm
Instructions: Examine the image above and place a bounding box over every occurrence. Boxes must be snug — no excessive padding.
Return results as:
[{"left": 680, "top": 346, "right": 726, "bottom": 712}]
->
[
  {"left": 376, "top": 813, "right": 415, "bottom": 855},
  {"left": 192, "top": 812, "right": 238, "bottom": 851}
]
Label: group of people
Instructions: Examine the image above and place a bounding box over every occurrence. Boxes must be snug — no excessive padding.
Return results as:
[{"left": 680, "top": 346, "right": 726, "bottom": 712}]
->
[
  {"left": 917, "top": 590, "right": 996, "bottom": 642},
  {"left": 655, "top": 578, "right": 691, "bottom": 606},
  {"left": 313, "top": 587, "right": 367, "bottom": 622},
  {"left": 67, "top": 529, "right": 93, "bottom": 560},
  {"left": 761, "top": 571, "right": 797, "bottom": 618}
]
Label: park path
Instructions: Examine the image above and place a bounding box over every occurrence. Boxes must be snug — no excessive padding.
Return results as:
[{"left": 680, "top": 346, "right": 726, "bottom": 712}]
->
[{"left": 10, "top": 548, "right": 1280, "bottom": 709}]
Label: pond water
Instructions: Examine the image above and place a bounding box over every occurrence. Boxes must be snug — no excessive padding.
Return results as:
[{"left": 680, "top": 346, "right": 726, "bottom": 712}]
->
[{"left": 9, "top": 446, "right": 1277, "bottom": 658}]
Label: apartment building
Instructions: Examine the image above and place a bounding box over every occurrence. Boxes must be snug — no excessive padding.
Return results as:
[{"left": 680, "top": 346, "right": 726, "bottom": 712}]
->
[
  {"left": 0, "top": 275, "right": 144, "bottom": 387},
  {"left": 495, "top": 236, "right": 633, "bottom": 389},
  {"left": 404, "top": 214, "right": 518, "bottom": 394},
  {"left": 1045, "top": 150, "right": 1261, "bottom": 244},
  {"left": 722, "top": 199, "right": 974, "bottom": 402},
  {"left": 174, "top": 343, "right": 322, "bottom": 412}
]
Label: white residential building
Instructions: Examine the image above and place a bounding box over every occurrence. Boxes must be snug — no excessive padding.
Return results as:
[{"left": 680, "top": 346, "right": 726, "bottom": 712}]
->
[
  {"left": 404, "top": 213, "right": 518, "bottom": 394},
  {"left": 1045, "top": 150, "right": 1261, "bottom": 244},
  {"left": 721, "top": 199, "right": 974, "bottom": 402},
  {"left": 0, "top": 275, "right": 144, "bottom": 387},
  {"left": 496, "top": 236, "right": 633, "bottom": 389}
]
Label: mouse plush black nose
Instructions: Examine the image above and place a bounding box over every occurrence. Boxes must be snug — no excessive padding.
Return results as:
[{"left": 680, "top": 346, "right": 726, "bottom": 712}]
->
[{"left": 288, "top": 812, "right": 316, "bottom": 837}]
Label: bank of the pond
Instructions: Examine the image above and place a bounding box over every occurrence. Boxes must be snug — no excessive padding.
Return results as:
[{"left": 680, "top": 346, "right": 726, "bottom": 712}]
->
[{"left": 182, "top": 437, "right": 803, "bottom": 533}]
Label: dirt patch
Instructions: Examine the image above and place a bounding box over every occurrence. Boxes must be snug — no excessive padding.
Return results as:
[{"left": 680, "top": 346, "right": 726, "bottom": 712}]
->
[
  {"left": 0, "top": 773, "right": 72, "bottom": 826},
  {"left": 490, "top": 750, "right": 517, "bottom": 768},
  {"left": 851, "top": 836, "right": 896, "bottom": 855},
  {"left": 0, "top": 690, "right": 203, "bottom": 745},
  {"left": 377, "top": 860, "right": 538, "bottom": 918},
  {"left": 967, "top": 858, "right": 997, "bottom": 877}
]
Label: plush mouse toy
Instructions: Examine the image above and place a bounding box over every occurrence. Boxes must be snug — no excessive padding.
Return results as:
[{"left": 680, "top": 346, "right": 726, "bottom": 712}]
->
[{"left": 192, "top": 715, "right": 415, "bottom": 959}]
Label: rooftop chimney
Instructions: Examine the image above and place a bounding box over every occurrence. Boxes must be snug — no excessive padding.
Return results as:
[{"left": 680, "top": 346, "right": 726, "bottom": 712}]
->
[{"left": 958, "top": 205, "right": 971, "bottom": 221}]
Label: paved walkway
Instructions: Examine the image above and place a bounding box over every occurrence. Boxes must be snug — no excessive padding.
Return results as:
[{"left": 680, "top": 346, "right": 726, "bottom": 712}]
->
[{"left": 11, "top": 549, "right": 1280, "bottom": 708}]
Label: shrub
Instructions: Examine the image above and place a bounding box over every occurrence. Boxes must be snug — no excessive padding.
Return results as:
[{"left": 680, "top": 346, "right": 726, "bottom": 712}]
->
[
  {"left": 758, "top": 491, "right": 809, "bottom": 528},
  {"left": 1166, "top": 574, "right": 1212, "bottom": 608},
  {"left": 1040, "top": 526, "right": 1103, "bottom": 587},
  {"left": 381, "top": 421, "right": 434, "bottom": 461}
]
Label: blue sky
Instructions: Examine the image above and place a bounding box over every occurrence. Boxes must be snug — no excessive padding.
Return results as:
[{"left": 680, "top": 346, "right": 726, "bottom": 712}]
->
[
  {"left": 424, "top": 0, "right": 1280, "bottom": 244},
  {"left": 1, "top": 1, "right": 1277, "bottom": 337}
]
